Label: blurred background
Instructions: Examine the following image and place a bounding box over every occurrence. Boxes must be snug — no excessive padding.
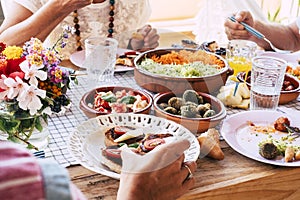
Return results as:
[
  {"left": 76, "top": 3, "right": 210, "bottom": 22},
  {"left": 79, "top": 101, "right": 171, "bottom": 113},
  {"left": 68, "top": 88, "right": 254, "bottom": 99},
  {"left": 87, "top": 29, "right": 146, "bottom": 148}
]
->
[{"left": 0, "top": 0, "right": 298, "bottom": 45}]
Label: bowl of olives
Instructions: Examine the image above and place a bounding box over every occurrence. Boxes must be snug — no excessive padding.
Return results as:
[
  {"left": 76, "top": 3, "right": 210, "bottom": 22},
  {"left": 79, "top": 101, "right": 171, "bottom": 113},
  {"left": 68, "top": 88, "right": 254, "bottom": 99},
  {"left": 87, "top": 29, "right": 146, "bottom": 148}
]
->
[
  {"left": 153, "top": 90, "right": 226, "bottom": 134},
  {"left": 237, "top": 72, "right": 300, "bottom": 104}
]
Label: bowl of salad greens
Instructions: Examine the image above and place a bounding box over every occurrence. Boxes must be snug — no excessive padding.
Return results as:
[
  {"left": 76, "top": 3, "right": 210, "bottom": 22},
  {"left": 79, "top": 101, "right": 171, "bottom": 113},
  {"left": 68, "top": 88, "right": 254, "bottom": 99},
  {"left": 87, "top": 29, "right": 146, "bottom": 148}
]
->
[
  {"left": 80, "top": 86, "right": 153, "bottom": 118},
  {"left": 134, "top": 48, "right": 232, "bottom": 94}
]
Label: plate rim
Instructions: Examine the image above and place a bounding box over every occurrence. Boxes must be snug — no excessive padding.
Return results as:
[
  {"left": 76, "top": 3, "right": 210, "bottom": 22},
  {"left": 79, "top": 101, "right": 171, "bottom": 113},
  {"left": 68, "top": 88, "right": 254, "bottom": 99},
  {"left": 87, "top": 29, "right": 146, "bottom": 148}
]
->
[
  {"left": 68, "top": 113, "right": 200, "bottom": 179},
  {"left": 69, "top": 49, "right": 135, "bottom": 72},
  {"left": 221, "top": 110, "right": 300, "bottom": 167}
]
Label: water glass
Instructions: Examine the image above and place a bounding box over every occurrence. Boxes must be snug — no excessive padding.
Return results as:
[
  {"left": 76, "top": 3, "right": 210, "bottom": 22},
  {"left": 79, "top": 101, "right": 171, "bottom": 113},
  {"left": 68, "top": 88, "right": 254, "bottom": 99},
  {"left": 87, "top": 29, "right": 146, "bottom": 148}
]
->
[
  {"left": 226, "top": 39, "right": 257, "bottom": 81},
  {"left": 84, "top": 37, "right": 118, "bottom": 86},
  {"left": 250, "top": 56, "right": 287, "bottom": 110}
]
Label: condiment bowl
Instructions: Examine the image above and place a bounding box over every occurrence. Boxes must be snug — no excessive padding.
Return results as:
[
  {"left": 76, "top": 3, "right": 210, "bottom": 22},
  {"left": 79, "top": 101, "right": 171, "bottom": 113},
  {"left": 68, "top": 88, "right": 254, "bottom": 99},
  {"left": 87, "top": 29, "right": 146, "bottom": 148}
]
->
[{"left": 237, "top": 72, "right": 300, "bottom": 104}]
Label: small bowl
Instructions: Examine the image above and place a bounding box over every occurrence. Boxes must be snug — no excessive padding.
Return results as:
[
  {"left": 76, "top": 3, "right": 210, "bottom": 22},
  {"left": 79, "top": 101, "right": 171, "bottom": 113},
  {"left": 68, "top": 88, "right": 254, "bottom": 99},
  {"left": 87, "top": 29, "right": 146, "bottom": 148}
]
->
[
  {"left": 153, "top": 91, "right": 227, "bottom": 134},
  {"left": 80, "top": 86, "right": 153, "bottom": 118},
  {"left": 237, "top": 72, "right": 300, "bottom": 104}
]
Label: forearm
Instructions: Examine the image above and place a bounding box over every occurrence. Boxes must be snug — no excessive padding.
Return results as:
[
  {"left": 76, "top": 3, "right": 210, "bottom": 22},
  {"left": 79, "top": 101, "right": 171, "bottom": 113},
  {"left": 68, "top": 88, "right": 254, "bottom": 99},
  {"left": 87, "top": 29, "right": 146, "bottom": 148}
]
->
[
  {"left": 0, "top": 1, "right": 77, "bottom": 46},
  {"left": 253, "top": 20, "right": 300, "bottom": 51}
]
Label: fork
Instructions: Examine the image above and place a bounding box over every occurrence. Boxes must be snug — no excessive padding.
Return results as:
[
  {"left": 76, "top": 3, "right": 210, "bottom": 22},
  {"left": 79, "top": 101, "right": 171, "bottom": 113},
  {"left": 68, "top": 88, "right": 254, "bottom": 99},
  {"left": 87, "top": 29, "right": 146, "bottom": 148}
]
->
[{"left": 228, "top": 16, "right": 291, "bottom": 54}]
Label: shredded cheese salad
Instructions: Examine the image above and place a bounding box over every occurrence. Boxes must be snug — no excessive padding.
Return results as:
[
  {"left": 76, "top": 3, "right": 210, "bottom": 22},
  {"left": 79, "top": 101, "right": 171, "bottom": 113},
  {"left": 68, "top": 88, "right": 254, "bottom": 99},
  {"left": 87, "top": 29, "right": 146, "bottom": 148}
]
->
[{"left": 138, "top": 50, "right": 225, "bottom": 78}]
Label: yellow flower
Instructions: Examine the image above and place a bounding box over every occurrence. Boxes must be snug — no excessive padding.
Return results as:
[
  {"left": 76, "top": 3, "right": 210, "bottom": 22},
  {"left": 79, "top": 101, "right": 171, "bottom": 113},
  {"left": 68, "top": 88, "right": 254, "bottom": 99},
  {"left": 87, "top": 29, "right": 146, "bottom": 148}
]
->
[{"left": 2, "top": 46, "right": 23, "bottom": 59}]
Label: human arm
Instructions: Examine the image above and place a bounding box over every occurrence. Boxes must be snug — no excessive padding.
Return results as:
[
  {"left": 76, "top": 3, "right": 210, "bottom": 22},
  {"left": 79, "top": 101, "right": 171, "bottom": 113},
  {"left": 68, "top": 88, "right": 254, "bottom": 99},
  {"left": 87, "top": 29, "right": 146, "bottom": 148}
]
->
[
  {"left": 0, "top": 141, "right": 86, "bottom": 200},
  {"left": 117, "top": 139, "right": 197, "bottom": 200},
  {"left": 224, "top": 11, "right": 300, "bottom": 52},
  {"left": 0, "top": 0, "right": 100, "bottom": 46}
]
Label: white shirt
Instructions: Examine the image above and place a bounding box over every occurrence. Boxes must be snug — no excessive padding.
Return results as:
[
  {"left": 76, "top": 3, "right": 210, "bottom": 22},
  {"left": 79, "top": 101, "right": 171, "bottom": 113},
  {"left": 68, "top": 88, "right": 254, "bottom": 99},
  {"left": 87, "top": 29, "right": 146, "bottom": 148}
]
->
[{"left": 8, "top": 0, "right": 151, "bottom": 58}]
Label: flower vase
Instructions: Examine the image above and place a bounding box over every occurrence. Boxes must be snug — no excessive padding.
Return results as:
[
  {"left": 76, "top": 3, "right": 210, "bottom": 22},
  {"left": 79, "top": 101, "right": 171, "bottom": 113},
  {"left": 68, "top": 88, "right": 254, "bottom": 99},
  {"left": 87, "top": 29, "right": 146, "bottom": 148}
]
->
[{"left": 0, "top": 100, "right": 50, "bottom": 150}]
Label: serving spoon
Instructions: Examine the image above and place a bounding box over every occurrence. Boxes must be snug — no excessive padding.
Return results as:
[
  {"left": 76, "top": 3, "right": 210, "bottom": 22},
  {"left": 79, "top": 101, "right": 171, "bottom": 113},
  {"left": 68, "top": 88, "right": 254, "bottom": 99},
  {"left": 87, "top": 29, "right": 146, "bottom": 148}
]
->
[{"left": 228, "top": 16, "right": 291, "bottom": 54}]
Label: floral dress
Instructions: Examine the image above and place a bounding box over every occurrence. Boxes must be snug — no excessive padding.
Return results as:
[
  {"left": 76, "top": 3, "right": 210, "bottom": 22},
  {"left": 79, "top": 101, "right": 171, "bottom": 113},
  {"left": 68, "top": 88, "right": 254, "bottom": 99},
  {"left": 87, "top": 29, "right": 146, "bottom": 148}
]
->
[{"left": 12, "top": 0, "right": 151, "bottom": 58}]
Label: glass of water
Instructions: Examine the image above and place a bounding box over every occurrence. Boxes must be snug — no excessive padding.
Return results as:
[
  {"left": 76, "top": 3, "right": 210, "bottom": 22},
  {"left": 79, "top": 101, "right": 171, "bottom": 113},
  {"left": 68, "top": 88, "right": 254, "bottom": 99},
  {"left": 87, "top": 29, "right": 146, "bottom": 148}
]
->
[
  {"left": 250, "top": 56, "right": 287, "bottom": 110},
  {"left": 84, "top": 37, "right": 118, "bottom": 87}
]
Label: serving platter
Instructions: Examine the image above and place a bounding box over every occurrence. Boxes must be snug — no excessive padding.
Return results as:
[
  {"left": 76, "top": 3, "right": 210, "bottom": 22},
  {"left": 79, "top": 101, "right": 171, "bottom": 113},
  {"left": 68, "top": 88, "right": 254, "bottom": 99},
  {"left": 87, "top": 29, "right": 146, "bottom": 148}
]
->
[
  {"left": 70, "top": 48, "right": 136, "bottom": 72},
  {"left": 68, "top": 113, "right": 200, "bottom": 179},
  {"left": 221, "top": 110, "right": 300, "bottom": 167}
]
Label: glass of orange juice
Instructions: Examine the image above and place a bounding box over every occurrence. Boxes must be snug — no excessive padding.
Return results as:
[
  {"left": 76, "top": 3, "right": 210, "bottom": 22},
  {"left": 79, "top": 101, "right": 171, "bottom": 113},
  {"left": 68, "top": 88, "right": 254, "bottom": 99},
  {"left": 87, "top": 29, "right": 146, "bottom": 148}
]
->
[{"left": 226, "top": 40, "right": 257, "bottom": 82}]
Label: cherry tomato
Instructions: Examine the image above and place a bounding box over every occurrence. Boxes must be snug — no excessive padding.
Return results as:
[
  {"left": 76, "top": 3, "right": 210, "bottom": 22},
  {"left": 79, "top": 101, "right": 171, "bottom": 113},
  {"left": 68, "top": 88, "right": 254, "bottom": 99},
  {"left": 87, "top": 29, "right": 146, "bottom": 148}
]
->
[
  {"left": 141, "top": 95, "right": 148, "bottom": 101},
  {"left": 143, "top": 138, "right": 165, "bottom": 151},
  {"left": 114, "top": 126, "right": 135, "bottom": 135}
]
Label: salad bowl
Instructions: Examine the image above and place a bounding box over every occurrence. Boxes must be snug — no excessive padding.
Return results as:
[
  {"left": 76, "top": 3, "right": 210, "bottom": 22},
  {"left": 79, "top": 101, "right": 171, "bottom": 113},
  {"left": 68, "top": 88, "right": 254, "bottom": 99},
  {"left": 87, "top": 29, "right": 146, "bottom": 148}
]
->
[{"left": 134, "top": 48, "right": 232, "bottom": 94}]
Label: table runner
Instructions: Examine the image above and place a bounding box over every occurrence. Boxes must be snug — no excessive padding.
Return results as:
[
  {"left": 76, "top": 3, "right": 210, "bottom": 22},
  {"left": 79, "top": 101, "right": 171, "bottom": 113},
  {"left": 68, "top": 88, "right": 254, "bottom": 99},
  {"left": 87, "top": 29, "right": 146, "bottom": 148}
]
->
[{"left": 44, "top": 71, "right": 300, "bottom": 167}]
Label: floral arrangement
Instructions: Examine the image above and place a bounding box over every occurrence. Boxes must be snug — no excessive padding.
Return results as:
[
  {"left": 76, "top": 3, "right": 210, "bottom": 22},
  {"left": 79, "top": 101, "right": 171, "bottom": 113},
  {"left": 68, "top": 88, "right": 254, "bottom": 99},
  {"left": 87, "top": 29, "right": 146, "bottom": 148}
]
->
[{"left": 0, "top": 26, "right": 76, "bottom": 149}]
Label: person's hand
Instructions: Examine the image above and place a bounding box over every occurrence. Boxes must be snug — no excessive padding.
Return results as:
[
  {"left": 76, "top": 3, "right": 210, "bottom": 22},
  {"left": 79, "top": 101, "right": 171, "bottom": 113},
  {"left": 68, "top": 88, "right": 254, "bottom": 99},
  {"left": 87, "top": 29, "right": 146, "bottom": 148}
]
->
[
  {"left": 224, "top": 11, "right": 255, "bottom": 40},
  {"left": 117, "top": 139, "right": 197, "bottom": 200},
  {"left": 129, "top": 25, "right": 160, "bottom": 52}
]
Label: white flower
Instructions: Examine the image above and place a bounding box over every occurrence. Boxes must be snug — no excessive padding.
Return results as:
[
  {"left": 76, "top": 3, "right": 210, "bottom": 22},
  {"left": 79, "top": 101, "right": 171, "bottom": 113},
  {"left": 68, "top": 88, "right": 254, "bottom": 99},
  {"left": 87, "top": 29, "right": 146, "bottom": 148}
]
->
[
  {"left": 42, "top": 107, "right": 52, "bottom": 116},
  {"left": 4, "top": 76, "right": 26, "bottom": 99},
  {"left": 0, "top": 75, "right": 9, "bottom": 100},
  {"left": 17, "top": 85, "right": 46, "bottom": 115},
  {"left": 20, "top": 61, "right": 47, "bottom": 86}
]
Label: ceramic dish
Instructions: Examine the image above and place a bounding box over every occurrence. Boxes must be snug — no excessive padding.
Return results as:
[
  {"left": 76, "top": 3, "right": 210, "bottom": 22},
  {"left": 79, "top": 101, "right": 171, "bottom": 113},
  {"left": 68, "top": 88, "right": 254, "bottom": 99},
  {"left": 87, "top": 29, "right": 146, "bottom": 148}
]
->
[
  {"left": 70, "top": 48, "right": 136, "bottom": 72},
  {"left": 134, "top": 48, "right": 232, "bottom": 94},
  {"left": 68, "top": 113, "right": 201, "bottom": 179},
  {"left": 237, "top": 72, "right": 300, "bottom": 104},
  {"left": 153, "top": 91, "right": 226, "bottom": 134},
  {"left": 221, "top": 110, "right": 300, "bottom": 167},
  {"left": 79, "top": 86, "right": 153, "bottom": 118}
]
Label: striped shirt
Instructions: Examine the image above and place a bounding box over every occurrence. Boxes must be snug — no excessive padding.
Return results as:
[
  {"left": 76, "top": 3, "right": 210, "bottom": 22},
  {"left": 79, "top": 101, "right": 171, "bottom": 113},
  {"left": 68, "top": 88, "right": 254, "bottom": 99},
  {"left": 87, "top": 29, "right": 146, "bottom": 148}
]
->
[{"left": 0, "top": 141, "right": 86, "bottom": 200}]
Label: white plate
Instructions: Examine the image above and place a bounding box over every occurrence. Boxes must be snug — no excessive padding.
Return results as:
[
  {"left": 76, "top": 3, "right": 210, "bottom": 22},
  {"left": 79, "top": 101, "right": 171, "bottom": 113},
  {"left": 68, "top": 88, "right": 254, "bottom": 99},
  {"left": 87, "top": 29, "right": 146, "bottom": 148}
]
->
[
  {"left": 221, "top": 110, "right": 300, "bottom": 167},
  {"left": 68, "top": 113, "right": 200, "bottom": 179},
  {"left": 69, "top": 48, "right": 136, "bottom": 72}
]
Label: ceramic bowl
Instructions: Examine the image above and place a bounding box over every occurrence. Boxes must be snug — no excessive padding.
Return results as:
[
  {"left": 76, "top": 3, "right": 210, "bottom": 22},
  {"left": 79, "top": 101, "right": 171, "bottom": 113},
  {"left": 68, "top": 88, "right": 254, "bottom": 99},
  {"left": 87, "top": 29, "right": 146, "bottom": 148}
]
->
[
  {"left": 79, "top": 86, "right": 153, "bottom": 118},
  {"left": 153, "top": 91, "right": 227, "bottom": 134},
  {"left": 237, "top": 72, "right": 300, "bottom": 104},
  {"left": 134, "top": 48, "right": 232, "bottom": 94}
]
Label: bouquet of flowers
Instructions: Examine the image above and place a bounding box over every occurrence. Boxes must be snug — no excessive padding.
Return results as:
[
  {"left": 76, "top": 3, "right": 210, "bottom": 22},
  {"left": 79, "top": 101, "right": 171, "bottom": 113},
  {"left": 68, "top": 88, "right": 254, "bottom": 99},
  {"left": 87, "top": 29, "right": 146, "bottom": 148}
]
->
[{"left": 0, "top": 26, "right": 76, "bottom": 149}]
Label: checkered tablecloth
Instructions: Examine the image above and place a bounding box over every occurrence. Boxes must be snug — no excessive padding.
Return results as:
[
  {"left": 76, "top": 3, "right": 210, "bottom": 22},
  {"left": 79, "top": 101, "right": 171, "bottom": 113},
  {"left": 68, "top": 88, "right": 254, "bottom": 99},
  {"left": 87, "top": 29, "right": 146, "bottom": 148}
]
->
[{"left": 44, "top": 70, "right": 300, "bottom": 167}]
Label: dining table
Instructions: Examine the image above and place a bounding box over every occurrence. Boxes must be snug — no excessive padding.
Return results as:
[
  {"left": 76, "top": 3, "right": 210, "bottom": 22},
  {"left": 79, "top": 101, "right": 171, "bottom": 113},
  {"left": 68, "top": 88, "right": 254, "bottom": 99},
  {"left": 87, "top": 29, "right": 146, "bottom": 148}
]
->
[{"left": 44, "top": 32, "right": 300, "bottom": 200}]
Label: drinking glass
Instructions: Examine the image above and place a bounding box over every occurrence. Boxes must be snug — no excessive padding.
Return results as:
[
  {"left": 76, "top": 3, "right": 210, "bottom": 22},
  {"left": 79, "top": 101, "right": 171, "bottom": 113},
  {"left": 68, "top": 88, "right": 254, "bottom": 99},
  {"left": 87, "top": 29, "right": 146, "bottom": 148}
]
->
[
  {"left": 250, "top": 56, "right": 287, "bottom": 110},
  {"left": 226, "top": 39, "right": 257, "bottom": 82},
  {"left": 84, "top": 37, "right": 118, "bottom": 87}
]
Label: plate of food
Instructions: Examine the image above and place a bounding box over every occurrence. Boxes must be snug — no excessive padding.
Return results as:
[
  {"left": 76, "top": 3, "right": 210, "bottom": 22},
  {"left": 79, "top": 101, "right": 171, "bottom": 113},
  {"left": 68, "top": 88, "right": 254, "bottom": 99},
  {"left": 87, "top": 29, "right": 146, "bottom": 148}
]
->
[
  {"left": 68, "top": 113, "right": 200, "bottom": 179},
  {"left": 69, "top": 48, "right": 138, "bottom": 72},
  {"left": 221, "top": 110, "right": 300, "bottom": 166}
]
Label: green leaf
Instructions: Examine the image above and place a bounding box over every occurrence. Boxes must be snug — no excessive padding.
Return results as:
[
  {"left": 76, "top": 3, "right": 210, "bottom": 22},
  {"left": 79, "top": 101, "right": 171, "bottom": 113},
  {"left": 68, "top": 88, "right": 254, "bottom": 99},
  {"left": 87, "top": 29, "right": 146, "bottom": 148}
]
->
[{"left": 35, "top": 117, "right": 43, "bottom": 132}]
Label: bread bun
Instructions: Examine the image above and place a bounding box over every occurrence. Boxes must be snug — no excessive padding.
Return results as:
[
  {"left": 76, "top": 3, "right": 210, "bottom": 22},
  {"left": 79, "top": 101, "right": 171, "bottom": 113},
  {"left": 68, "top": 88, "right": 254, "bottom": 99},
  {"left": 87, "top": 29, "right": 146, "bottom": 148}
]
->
[{"left": 101, "top": 153, "right": 122, "bottom": 174}]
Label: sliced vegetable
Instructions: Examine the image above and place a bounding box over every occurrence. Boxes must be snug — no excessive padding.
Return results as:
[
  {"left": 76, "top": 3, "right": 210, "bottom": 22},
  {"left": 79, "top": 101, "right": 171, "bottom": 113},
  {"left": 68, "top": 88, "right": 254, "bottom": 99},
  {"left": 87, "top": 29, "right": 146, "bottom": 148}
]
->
[
  {"left": 120, "top": 96, "right": 136, "bottom": 104},
  {"left": 143, "top": 138, "right": 166, "bottom": 151},
  {"left": 114, "top": 126, "right": 135, "bottom": 136},
  {"left": 101, "top": 93, "right": 117, "bottom": 103}
]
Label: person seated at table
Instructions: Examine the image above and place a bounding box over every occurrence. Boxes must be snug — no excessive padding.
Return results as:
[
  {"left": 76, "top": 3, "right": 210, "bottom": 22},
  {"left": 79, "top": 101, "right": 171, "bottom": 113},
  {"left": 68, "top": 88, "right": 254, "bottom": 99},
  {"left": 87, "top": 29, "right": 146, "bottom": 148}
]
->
[
  {"left": 224, "top": 10, "right": 300, "bottom": 52},
  {"left": 0, "top": 139, "right": 196, "bottom": 200},
  {"left": 0, "top": 0, "right": 160, "bottom": 58}
]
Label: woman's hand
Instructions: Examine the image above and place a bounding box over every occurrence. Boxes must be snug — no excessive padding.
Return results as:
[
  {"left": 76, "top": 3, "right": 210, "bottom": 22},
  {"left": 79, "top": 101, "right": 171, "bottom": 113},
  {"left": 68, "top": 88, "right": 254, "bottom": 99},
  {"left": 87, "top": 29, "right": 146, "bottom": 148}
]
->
[
  {"left": 224, "top": 11, "right": 255, "bottom": 40},
  {"left": 118, "top": 139, "right": 197, "bottom": 200},
  {"left": 129, "top": 25, "right": 160, "bottom": 51}
]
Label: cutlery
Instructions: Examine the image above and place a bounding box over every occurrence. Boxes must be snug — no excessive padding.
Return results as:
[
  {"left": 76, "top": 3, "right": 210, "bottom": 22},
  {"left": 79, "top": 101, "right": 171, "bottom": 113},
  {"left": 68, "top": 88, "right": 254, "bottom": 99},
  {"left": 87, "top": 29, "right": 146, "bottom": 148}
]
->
[{"left": 228, "top": 16, "right": 291, "bottom": 54}]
